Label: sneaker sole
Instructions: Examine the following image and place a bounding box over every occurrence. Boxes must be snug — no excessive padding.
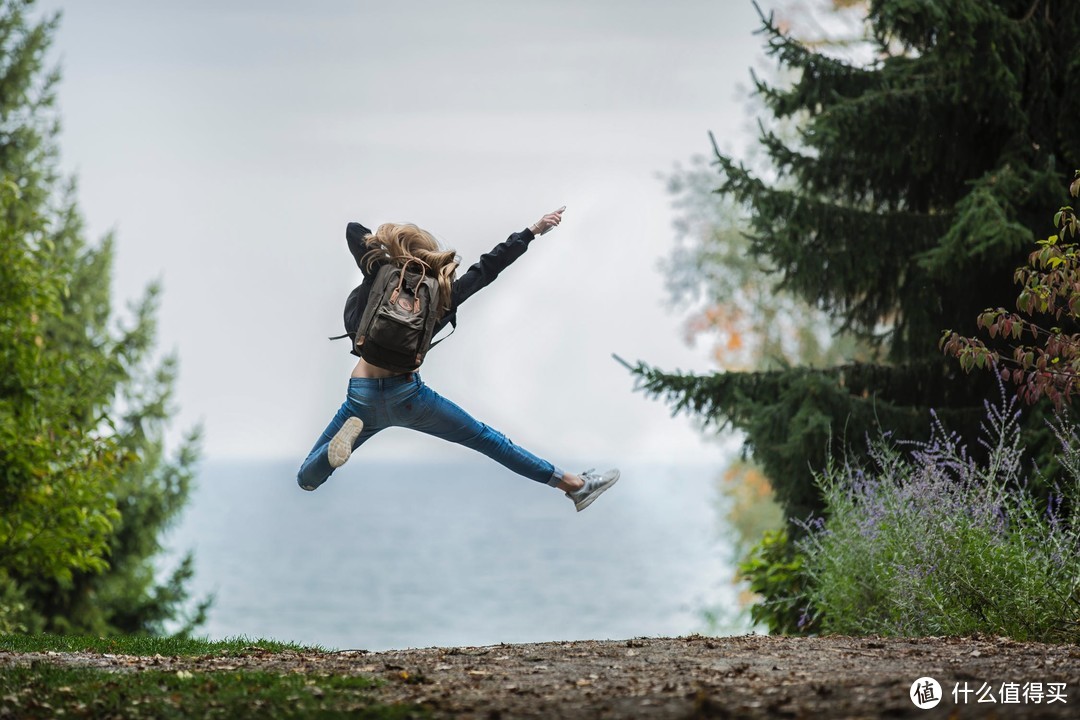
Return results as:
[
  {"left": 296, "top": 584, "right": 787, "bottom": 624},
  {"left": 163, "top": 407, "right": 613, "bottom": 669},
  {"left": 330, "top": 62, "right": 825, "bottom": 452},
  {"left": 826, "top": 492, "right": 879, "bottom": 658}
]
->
[
  {"left": 576, "top": 470, "right": 620, "bottom": 512},
  {"left": 327, "top": 417, "right": 364, "bottom": 468}
]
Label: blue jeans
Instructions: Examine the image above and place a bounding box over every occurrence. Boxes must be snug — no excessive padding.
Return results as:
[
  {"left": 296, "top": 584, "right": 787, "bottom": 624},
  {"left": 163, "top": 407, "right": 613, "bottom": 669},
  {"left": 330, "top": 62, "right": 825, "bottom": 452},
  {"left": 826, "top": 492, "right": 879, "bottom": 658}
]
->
[{"left": 297, "top": 373, "right": 564, "bottom": 491}]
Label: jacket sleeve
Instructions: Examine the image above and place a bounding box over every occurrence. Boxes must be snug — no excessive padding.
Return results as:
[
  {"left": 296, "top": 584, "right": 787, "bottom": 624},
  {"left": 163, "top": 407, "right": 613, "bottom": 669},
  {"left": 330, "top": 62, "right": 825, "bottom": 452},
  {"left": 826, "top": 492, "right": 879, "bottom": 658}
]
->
[
  {"left": 449, "top": 227, "right": 536, "bottom": 311},
  {"left": 346, "top": 222, "right": 376, "bottom": 275},
  {"left": 344, "top": 222, "right": 379, "bottom": 358}
]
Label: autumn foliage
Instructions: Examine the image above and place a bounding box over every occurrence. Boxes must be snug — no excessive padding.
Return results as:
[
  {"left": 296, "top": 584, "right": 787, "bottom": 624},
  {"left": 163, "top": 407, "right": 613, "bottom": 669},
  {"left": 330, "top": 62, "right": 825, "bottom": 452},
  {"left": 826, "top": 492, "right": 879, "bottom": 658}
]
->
[{"left": 941, "top": 174, "right": 1080, "bottom": 406}]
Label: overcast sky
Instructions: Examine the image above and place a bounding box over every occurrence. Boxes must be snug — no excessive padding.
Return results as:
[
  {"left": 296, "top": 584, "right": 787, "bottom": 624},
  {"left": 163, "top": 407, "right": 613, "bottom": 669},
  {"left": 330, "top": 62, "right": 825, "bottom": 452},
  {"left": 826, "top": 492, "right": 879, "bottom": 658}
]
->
[{"left": 38, "top": 1, "right": 769, "bottom": 468}]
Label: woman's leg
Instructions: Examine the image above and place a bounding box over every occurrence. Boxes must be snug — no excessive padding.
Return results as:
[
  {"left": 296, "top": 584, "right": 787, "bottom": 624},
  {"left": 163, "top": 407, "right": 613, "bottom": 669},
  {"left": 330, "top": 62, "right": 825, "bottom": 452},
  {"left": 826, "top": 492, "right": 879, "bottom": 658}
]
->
[
  {"left": 296, "top": 397, "right": 380, "bottom": 491},
  {"left": 401, "top": 381, "right": 566, "bottom": 487},
  {"left": 401, "top": 383, "right": 618, "bottom": 507}
]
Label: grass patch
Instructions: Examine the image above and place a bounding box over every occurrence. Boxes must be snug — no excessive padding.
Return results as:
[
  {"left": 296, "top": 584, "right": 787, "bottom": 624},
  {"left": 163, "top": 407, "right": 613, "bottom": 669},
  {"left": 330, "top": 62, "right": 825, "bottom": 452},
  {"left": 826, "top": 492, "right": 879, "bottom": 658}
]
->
[
  {"left": 0, "top": 664, "right": 421, "bottom": 719},
  {"left": 0, "top": 634, "right": 323, "bottom": 657}
]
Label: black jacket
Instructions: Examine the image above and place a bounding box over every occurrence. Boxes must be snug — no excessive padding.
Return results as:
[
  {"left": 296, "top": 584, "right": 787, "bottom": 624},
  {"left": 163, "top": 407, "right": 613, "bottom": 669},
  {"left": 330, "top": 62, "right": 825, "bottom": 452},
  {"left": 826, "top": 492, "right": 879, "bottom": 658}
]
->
[{"left": 343, "top": 222, "right": 537, "bottom": 357}]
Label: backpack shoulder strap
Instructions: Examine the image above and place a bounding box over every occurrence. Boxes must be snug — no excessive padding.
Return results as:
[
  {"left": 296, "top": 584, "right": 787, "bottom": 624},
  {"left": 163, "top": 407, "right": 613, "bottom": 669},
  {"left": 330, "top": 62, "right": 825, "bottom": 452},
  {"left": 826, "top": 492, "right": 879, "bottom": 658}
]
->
[{"left": 429, "top": 315, "right": 456, "bottom": 349}]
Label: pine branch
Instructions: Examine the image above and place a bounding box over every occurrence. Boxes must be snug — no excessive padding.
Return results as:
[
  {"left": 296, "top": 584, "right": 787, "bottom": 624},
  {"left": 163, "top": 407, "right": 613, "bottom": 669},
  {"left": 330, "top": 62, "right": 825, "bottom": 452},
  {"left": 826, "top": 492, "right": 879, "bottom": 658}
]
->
[{"left": 1021, "top": 0, "right": 1043, "bottom": 23}]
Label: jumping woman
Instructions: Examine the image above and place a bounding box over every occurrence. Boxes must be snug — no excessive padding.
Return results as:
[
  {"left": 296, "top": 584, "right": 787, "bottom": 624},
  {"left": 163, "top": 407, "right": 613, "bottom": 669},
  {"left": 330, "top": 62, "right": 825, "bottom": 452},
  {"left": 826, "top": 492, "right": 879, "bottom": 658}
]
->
[{"left": 296, "top": 206, "right": 620, "bottom": 511}]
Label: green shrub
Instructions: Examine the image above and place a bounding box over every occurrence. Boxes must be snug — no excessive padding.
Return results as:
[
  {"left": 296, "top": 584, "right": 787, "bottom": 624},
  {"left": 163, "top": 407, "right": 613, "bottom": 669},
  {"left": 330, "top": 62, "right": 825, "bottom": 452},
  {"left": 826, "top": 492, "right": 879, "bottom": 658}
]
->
[
  {"left": 737, "top": 528, "right": 817, "bottom": 635},
  {"left": 797, "top": 390, "right": 1080, "bottom": 641}
]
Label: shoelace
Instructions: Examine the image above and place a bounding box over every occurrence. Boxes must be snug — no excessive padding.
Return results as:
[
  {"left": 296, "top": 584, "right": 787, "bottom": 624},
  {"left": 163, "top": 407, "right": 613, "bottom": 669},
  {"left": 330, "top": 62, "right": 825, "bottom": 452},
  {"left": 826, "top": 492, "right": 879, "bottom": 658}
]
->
[
  {"left": 566, "top": 469, "right": 596, "bottom": 498},
  {"left": 574, "top": 469, "right": 600, "bottom": 494}
]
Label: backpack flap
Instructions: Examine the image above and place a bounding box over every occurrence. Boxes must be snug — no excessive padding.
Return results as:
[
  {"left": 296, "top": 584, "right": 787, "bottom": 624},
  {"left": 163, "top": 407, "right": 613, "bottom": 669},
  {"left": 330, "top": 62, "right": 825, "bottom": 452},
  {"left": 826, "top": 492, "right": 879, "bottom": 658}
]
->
[{"left": 354, "top": 261, "right": 441, "bottom": 373}]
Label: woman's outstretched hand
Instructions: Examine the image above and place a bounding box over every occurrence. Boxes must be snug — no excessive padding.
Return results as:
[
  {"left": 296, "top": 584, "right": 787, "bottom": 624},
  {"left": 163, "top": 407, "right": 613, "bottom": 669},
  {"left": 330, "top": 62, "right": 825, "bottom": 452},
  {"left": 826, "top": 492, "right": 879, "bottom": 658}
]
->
[{"left": 529, "top": 206, "right": 566, "bottom": 236}]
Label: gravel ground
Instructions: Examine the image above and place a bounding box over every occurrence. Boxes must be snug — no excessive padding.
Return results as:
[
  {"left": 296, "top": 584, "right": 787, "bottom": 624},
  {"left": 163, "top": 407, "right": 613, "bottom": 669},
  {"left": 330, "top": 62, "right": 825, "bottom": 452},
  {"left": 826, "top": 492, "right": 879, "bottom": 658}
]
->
[{"left": 4, "top": 634, "right": 1080, "bottom": 718}]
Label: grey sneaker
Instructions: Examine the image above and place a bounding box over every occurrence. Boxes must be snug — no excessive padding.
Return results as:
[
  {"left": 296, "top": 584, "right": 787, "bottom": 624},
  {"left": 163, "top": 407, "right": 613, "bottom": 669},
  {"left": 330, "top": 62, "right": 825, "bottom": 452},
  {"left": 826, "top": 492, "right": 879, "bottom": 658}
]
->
[
  {"left": 566, "top": 468, "right": 620, "bottom": 512},
  {"left": 327, "top": 416, "right": 364, "bottom": 468}
]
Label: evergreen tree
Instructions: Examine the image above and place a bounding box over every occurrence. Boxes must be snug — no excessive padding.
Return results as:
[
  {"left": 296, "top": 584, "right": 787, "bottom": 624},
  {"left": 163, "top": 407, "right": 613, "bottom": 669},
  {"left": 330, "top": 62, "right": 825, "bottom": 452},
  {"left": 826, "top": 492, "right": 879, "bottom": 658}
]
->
[
  {"left": 0, "top": 0, "right": 206, "bottom": 634},
  {"left": 631, "top": 0, "right": 1080, "bottom": 522}
]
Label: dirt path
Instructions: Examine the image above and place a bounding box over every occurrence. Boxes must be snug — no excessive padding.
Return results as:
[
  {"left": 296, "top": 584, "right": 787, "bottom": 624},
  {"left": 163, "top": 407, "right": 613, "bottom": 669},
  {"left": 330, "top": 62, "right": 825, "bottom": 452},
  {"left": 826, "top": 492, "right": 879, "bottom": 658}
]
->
[{"left": 5, "top": 634, "right": 1080, "bottom": 718}]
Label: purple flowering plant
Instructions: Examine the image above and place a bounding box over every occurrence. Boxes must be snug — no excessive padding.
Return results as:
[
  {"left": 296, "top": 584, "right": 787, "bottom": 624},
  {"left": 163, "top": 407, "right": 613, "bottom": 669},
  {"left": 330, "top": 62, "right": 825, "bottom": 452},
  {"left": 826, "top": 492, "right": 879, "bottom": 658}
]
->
[{"left": 795, "top": 381, "right": 1080, "bottom": 641}]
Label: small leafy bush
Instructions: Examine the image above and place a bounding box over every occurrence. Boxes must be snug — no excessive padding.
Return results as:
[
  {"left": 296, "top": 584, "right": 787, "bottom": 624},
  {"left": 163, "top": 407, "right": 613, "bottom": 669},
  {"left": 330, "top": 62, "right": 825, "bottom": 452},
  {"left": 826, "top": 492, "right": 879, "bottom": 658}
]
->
[
  {"left": 737, "top": 528, "right": 817, "bottom": 635},
  {"left": 797, "top": 388, "right": 1080, "bottom": 642},
  {"left": 942, "top": 171, "right": 1080, "bottom": 407}
]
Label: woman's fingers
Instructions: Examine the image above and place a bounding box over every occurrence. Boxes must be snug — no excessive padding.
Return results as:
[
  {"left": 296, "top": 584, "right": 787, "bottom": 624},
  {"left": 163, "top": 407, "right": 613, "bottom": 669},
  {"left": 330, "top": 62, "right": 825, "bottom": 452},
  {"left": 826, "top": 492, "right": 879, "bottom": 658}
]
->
[{"left": 533, "top": 207, "right": 565, "bottom": 235}]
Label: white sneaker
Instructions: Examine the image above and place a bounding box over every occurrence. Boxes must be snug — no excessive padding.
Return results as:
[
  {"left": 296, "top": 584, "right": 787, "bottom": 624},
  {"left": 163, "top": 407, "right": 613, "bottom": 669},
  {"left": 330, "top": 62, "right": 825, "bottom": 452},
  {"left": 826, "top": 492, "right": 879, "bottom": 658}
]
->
[
  {"left": 566, "top": 468, "right": 620, "bottom": 512},
  {"left": 327, "top": 417, "right": 364, "bottom": 468}
]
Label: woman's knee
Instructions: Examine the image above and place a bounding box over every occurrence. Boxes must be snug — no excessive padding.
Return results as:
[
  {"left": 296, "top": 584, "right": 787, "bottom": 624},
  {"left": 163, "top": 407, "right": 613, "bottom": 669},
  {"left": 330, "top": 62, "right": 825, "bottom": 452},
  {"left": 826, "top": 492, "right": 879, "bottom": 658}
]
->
[
  {"left": 457, "top": 424, "right": 516, "bottom": 456},
  {"left": 297, "top": 470, "right": 320, "bottom": 492},
  {"left": 296, "top": 453, "right": 330, "bottom": 492}
]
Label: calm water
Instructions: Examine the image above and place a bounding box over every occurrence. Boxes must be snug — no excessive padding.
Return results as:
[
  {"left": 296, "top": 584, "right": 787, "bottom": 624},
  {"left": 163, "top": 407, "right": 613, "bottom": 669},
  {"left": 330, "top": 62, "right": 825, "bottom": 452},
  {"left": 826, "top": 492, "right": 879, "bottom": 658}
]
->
[{"left": 162, "top": 458, "right": 745, "bottom": 651}]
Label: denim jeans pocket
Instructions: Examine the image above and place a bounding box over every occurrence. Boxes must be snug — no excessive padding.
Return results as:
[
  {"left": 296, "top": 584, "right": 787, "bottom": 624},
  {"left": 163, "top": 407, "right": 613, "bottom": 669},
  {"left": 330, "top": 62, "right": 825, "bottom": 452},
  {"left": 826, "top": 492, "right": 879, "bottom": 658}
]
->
[{"left": 387, "top": 386, "right": 429, "bottom": 427}]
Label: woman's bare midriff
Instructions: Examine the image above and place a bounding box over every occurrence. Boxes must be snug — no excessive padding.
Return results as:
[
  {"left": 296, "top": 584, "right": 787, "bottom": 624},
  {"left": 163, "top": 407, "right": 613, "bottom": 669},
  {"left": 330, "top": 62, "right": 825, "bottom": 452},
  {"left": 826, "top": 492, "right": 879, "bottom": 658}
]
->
[{"left": 351, "top": 358, "right": 407, "bottom": 379}]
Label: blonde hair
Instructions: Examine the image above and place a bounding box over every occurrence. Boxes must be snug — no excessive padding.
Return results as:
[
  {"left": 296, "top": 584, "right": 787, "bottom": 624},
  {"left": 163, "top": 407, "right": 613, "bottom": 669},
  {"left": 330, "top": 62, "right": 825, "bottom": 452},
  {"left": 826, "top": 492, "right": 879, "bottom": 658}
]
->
[{"left": 361, "top": 223, "right": 459, "bottom": 317}]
